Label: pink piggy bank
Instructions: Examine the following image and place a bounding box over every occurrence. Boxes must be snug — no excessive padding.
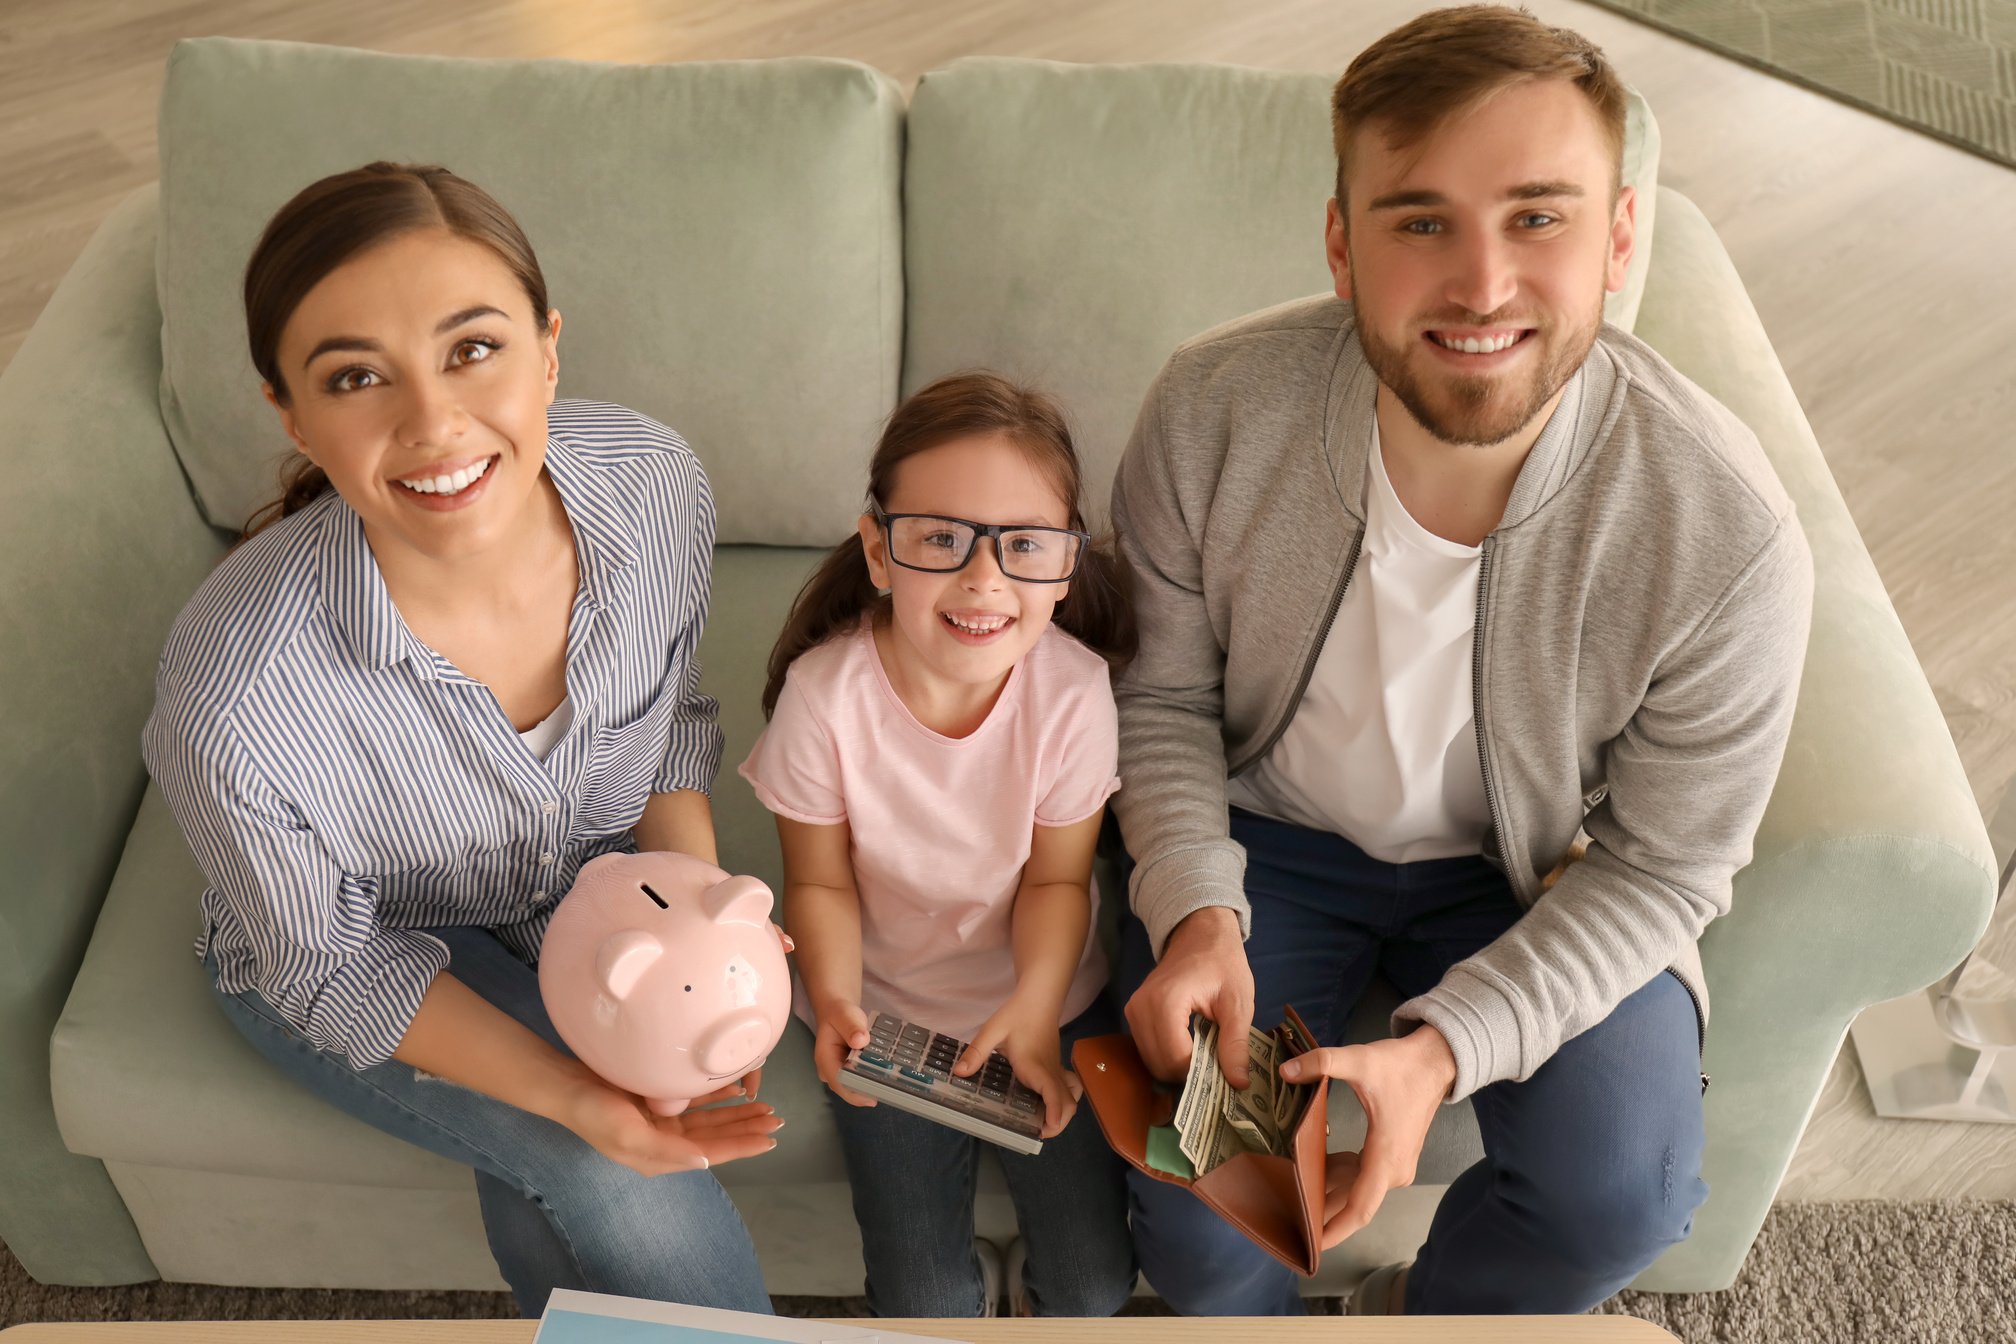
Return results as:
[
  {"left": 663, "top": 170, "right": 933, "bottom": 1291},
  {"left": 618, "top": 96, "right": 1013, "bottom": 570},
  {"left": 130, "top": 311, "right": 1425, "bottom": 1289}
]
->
[{"left": 538, "top": 851, "right": 793, "bottom": 1116}]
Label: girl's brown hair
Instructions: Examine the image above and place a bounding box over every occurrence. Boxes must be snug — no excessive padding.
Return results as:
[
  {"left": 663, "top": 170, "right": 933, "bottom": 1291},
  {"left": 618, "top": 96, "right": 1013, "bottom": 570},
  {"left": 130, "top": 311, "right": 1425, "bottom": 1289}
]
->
[
  {"left": 240, "top": 162, "right": 551, "bottom": 539},
  {"left": 762, "top": 372, "right": 1136, "bottom": 718}
]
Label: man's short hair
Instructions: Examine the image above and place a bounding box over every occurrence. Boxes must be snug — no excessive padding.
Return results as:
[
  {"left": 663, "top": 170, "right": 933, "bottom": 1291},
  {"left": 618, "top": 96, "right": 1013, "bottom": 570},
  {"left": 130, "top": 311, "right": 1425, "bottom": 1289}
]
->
[{"left": 1331, "top": 5, "right": 1628, "bottom": 212}]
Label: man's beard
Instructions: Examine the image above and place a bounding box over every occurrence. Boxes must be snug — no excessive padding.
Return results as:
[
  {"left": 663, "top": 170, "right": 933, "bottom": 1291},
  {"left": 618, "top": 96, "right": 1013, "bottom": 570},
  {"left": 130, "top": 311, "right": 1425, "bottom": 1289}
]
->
[{"left": 1356, "top": 293, "right": 1604, "bottom": 448}]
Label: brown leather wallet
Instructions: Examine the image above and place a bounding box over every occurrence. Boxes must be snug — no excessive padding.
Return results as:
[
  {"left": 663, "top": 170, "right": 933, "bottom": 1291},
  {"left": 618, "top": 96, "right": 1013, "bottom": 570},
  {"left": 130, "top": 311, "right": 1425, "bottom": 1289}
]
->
[{"left": 1072, "top": 1010, "right": 1330, "bottom": 1276}]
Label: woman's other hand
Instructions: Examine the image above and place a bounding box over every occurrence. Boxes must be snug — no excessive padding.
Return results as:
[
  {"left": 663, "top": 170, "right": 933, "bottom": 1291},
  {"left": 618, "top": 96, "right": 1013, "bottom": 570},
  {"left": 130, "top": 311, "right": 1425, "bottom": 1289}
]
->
[{"left": 555, "top": 1070, "right": 782, "bottom": 1176}]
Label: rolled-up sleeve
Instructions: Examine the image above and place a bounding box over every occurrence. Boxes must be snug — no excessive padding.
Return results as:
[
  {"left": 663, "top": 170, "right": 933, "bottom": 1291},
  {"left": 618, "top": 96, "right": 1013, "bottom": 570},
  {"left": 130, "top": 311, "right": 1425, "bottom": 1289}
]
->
[
  {"left": 653, "top": 449, "right": 725, "bottom": 797},
  {"left": 144, "top": 706, "right": 447, "bottom": 1070}
]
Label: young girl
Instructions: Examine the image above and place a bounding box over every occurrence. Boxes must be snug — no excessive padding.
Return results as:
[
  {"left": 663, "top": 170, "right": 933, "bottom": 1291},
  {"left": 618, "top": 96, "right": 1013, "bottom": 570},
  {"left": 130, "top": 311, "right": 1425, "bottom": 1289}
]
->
[{"left": 739, "top": 373, "right": 1137, "bottom": 1318}]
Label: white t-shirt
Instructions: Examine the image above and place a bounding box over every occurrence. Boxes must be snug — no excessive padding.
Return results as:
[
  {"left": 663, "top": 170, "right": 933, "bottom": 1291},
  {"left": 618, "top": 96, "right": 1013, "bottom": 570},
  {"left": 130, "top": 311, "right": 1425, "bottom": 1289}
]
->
[
  {"left": 1227, "top": 427, "right": 1490, "bottom": 863},
  {"left": 518, "top": 696, "right": 574, "bottom": 761}
]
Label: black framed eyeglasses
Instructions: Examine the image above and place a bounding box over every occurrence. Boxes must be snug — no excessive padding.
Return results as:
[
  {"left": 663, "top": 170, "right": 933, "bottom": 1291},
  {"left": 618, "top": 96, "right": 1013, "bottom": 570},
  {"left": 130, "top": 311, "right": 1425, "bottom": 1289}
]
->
[{"left": 870, "top": 504, "right": 1090, "bottom": 583}]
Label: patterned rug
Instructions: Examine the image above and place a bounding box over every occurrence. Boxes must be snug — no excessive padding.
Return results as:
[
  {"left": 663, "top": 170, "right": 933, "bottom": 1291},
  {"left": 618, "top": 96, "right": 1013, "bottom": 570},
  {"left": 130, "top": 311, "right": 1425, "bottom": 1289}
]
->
[
  {"left": 8, "top": 1201, "right": 2016, "bottom": 1341},
  {"left": 1584, "top": 0, "right": 2016, "bottom": 167}
]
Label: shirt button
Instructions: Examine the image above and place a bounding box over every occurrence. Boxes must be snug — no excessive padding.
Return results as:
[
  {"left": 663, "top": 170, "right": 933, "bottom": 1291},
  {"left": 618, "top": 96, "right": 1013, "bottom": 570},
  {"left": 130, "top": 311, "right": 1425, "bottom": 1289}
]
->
[
  {"left": 541, "top": 801, "right": 558, "bottom": 816},
  {"left": 532, "top": 890, "right": 548, "bottom": 903},
  {"left": 539, "top": 851, "right": 554, "bottom": 865}
]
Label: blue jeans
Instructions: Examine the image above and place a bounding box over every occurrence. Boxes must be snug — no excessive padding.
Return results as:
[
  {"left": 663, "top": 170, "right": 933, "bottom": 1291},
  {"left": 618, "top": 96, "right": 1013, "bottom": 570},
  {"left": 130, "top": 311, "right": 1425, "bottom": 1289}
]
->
[
  {"left": 208, "top": 926, "right": 771, "bottom": 1317},
  {"left": 1118, "top": 808, "right": 1708, "bottom": 1315},
  {"left": 826, "top": 998, "right": 1137, "bottom": 1317}
]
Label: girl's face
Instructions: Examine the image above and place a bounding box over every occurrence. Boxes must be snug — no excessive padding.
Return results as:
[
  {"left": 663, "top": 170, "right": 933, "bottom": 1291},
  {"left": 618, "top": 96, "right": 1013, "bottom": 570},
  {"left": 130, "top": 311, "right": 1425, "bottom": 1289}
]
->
[
  {"left": 857, "top": 433, "right": 1074, "bottom": 707},
  {"left": 266, "top": 227, "right": 560, "bottom": 564}
]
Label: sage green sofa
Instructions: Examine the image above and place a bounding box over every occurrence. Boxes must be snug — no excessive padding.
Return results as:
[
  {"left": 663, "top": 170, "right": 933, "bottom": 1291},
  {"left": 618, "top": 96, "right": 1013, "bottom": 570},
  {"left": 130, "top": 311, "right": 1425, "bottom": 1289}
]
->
[{"left": 1, "top": 38, "right": 1994, "bottom": 1300}]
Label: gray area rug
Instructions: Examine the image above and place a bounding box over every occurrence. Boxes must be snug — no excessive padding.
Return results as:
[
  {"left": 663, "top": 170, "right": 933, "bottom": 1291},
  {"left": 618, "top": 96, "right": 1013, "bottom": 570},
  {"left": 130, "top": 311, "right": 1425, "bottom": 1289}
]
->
[
  {"left": 7, "top": 1201, "right": 2015, "bottom": 1341},
  {"left": 1583, "top": 0, "right": 2016, "bottom": 167}
]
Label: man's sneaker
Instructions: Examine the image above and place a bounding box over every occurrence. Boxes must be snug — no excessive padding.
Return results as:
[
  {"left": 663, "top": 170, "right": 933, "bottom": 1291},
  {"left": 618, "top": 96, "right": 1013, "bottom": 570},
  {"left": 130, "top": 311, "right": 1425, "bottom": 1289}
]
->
[
  {"left": 1347, "top": 1260, "right": 1411, "bottom": 1315},
  {"left": 1004, "top": 1237, "right": 1031, "bottom": 1316},
  {"left": 974, "top": 1237, "right": 1005, "bottom": 1317}
]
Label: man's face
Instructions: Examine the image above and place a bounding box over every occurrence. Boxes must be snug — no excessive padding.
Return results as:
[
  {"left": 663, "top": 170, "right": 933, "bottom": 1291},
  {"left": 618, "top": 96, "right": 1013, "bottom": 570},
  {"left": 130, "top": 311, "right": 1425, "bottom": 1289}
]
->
[{"left": 1327, "top": 78, "right": 1634, "bottom": 448}]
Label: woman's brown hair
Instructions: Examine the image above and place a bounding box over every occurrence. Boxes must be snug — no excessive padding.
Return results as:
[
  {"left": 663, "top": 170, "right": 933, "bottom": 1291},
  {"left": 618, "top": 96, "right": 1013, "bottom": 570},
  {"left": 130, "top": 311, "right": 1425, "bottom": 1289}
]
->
[
  {"left": 762, "top": 372, "right": 1136, "bottom": 718},
  {"left": 239, "top": 162, "right": 551, "bottom": 539}
]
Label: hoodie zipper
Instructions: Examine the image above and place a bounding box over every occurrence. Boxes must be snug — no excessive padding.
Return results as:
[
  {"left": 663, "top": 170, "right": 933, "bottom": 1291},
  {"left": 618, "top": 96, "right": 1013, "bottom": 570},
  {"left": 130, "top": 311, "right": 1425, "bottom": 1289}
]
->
[
  {"left": 1232, "top": 529, "right": 1365, "bottom": 776},
  {"left": 1472, "top": 540, "right": 1708, "bottom": 1095},
  {"left": 1471, "top": 539, "right": 1507, "bottom": 879},
  {"left": 1669, "top": 970, "right": 1711, "bottom": 1094}
]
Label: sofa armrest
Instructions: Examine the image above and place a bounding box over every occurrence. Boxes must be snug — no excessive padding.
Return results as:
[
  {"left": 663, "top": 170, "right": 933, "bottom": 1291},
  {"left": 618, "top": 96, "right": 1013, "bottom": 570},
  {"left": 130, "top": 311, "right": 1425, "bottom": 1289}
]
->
[
  {"left": 1635, "top": 186, "right": 1995, "bottom": 997},
  {"left": 1625, "top": 187, "right": 1994, "bottom": 1292},
  {"left": 0, "top": 186, "right": 225, "bottom": 1284}
]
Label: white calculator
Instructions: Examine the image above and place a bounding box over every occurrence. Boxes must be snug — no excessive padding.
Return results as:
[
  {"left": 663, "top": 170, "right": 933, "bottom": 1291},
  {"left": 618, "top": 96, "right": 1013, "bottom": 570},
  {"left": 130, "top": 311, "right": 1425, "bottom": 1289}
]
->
[{"left": 840, "top": 1012, "right": 1047, "bottom": 1155}]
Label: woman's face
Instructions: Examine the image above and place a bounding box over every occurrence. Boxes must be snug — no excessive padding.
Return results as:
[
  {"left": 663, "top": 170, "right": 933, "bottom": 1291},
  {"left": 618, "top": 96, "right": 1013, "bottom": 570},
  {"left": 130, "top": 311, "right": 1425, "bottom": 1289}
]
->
[{"left": 267, "top": 228, "right": 561, "bottom": 563}]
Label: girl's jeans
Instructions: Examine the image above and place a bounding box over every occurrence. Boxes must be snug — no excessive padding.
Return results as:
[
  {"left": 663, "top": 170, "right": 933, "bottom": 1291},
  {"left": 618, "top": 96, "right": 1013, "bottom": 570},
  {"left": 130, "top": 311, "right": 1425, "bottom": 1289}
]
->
[{"left": 825, "top": 998, "right": 1137, "bottom": 1317}]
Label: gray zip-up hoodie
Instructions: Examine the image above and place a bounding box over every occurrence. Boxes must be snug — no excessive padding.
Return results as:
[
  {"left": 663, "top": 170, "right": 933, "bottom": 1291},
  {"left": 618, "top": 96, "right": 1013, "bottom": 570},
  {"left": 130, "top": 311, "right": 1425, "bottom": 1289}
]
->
[{"left": 1109, "top": 294, "right": 1814, "bottom": 1102}]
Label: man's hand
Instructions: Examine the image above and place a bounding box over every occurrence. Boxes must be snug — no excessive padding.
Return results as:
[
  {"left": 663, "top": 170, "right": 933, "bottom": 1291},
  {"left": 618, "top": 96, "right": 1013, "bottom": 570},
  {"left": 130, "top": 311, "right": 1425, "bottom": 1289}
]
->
[
  {"left": 1124, "top": 905, "right": 1255, "bottom": 1087},
  {"left": 1280, "top": 1024, "right": 1458, "bottom": 1248}
]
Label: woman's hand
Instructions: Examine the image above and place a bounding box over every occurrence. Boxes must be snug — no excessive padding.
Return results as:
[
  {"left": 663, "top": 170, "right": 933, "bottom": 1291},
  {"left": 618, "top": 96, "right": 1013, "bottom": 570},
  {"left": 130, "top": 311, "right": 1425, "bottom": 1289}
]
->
[
  {"left": 553, "top": 1070, "right": 783, "bottom": 1177},
  {"left": 955, "top": 996, "right": 1081, "bottom": 1139},
  {"left": 813, "top": 997, "right": 878, "bottom": 1107}
]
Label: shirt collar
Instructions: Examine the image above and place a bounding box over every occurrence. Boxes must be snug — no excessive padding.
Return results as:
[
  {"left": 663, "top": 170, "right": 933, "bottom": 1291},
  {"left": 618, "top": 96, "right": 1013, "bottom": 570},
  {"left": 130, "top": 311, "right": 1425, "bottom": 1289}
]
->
[
  {"left": 1323, "top": 303, "right": 1618, "bottom": 534},
  {"left": 319, "top": 499, "right": 424, "bottom": 673},
  {"left": 542, "top": 430, "right": 639, "bottom": 607},
  {"left": 317, "top": 430, "right": 639, "bottom": 673}
]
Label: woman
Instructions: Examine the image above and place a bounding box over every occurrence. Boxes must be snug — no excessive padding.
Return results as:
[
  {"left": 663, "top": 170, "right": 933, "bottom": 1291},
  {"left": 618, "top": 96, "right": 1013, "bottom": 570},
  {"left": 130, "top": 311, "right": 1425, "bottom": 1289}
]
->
[{"left": 143, "top": 162, "right": 779, "bottom": 1315}]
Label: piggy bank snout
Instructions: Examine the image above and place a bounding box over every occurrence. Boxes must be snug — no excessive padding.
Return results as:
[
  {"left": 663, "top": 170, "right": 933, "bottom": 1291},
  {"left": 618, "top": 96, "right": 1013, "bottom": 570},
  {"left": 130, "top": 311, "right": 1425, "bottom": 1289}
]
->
[{"left": 698, "top": 1009, "right": 777, "bottom": 1077}]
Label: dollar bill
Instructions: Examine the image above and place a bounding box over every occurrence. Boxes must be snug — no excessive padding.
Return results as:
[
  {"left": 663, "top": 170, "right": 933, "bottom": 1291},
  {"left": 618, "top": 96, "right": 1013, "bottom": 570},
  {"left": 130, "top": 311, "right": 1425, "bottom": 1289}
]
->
[
  {"left": 1175, "top": 1018, "right": 1229, "bottom": 1170},
  {"left": 1175, "top": 1018, "right": 1314, "bottom": 1174}
]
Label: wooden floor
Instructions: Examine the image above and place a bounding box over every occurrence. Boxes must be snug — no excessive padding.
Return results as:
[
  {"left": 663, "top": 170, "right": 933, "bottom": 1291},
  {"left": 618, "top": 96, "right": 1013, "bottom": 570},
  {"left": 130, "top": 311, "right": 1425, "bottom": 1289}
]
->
[{"left": 3, "top": 0, "right": 2013, "bottom": 1203}]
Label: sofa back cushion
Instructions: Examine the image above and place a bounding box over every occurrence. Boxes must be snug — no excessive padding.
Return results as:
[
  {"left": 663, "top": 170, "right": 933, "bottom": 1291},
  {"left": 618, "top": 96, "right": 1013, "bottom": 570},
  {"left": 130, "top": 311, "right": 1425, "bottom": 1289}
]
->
[
  {"left": 901, "top": 58, "right": 1660, "bottom": 524},
  {"left": 156, "top": 39, "right": 903, "bottom": 545}
]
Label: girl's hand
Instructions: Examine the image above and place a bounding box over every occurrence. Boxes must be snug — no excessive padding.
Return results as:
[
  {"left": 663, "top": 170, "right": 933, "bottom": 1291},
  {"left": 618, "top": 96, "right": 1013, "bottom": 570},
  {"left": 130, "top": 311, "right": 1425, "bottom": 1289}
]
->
[
  {"left": 813, "top": 998, "right": 878, "bottom": 1107},
  {"left": 553, "top": 1072, "right": 782, "bottom": 1176},
  {"left": 955, "top": 999, "right": 1081, "bottom": 1139}
]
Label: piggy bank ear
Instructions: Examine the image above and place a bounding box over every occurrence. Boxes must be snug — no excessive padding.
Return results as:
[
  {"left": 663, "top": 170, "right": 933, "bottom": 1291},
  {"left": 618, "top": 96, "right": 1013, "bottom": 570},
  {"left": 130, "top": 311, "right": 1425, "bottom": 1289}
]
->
[
  {"left": 594, "top": 929, "right": 664, "bottom": 1001},
  {"left": 702, "top": 875, "right": 774, "bottom": 927}
]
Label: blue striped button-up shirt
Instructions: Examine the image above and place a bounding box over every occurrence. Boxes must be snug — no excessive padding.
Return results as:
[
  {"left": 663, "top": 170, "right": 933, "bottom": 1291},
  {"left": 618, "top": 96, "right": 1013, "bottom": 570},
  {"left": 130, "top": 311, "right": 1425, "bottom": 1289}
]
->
[{"left": 144, "top": 400, "right": 722, "bottom": 1069}]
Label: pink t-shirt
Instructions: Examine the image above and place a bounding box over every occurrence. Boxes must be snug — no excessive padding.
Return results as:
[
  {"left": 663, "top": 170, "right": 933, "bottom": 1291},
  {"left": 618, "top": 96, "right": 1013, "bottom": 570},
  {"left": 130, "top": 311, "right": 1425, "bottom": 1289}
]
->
[{"left": 738, "top": 621, "right": 1120, "bottom": 1042}]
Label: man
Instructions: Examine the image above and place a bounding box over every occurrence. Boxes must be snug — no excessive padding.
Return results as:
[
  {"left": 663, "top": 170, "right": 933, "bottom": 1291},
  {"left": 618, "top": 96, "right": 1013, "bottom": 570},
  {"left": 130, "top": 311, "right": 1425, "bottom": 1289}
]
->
[{"left": 1107, "top": 5, "right": 1814, "bottom": 1316}]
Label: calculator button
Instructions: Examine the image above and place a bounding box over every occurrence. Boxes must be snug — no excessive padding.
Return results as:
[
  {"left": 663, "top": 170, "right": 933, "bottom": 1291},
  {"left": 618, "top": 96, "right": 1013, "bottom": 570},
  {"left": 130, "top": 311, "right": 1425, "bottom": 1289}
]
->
[
  {"left": 981, "top": 1085, "right": 1009, "bottom": 1102},
  {"left": 1009, "top": 1093, "right": 1041, "bottom": 1113},
  {"left": 900, "top": 1067, "right": 937, "bottom": 1087},
  {"left": 856, "top": 1052, "right": 894, "bottom": 1070},
  {"left": 948, "top": 1072, "right": 979, "bottom": 1091}
]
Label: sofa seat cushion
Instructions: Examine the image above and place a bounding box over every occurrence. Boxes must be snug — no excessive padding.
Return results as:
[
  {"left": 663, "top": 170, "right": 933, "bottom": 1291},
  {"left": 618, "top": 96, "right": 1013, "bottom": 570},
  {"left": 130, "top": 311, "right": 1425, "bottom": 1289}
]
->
[{"left": 50, "top": 781, "right": 848, "bottom": 1191}]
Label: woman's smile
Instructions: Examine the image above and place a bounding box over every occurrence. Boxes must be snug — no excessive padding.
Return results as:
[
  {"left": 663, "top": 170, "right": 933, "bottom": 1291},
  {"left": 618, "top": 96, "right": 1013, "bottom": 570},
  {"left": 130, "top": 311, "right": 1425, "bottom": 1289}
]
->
[{"left": 391, "top": 452, "right": 501, "bottom": 512}]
